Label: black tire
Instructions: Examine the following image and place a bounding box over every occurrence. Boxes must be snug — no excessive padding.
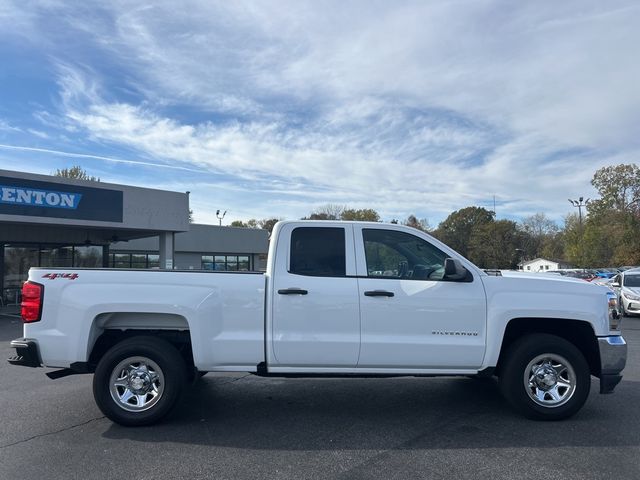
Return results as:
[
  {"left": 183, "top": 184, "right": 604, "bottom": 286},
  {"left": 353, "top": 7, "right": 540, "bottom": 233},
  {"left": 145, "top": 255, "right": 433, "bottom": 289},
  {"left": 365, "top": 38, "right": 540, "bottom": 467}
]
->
[
  {"left": 498, "top": 333, "right": 590, "bottom": 420},
  {"left": 93, "top": 336, "right": 186, "bottom": 426}
]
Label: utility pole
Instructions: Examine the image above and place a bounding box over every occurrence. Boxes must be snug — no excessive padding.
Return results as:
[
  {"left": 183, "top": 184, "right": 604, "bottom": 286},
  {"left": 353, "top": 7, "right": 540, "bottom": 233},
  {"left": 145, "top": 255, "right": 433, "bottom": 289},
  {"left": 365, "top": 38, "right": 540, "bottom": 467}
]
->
[
  {"left": 568, "top": 197, "right": 590, "bottom": 225},
  {"left": 216, "top": 209, "right": 227, "bottom": 226}
]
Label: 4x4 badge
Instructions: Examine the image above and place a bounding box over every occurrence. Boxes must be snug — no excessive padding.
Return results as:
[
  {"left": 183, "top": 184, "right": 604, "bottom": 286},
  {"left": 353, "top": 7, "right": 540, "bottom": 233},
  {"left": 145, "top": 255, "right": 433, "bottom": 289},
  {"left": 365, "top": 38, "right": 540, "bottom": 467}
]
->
[{"left": 42, "top": 273, "right": 79, "bottom": 280}]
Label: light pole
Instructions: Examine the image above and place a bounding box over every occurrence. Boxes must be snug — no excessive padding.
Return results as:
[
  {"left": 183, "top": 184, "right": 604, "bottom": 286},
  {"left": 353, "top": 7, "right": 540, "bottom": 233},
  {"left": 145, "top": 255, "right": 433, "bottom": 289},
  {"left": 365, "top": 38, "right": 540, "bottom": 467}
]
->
[
  {"left": 515, "top": 248, "right": 524, "bottom": 270},
  {"left": 216, "top": 209, "right": 226, "bottom": 226},
  {"left": 568, "top": 197, "right": 590, "bottom": 225}
]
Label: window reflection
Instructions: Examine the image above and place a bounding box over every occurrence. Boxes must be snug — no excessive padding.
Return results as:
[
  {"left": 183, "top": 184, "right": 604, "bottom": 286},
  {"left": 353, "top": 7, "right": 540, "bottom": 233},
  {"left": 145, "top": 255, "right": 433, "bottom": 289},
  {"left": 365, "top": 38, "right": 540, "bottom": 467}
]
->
[
  {"left": 201, "top": 254, "right": 252, "bottom": 271},
  {"left": 2, "top": 244, "right": 105, "bottom": 305}
]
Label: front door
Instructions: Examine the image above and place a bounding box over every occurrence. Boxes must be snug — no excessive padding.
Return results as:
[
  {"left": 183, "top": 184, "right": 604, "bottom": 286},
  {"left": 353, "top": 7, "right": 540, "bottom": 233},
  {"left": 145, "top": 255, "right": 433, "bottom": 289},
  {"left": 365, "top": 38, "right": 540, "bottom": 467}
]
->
[
  {"left": 354, "top": 225, "right": 487, "bottom": 370},
  {"left": 271, "top": 223, "right": 360, "bottom": 367}
]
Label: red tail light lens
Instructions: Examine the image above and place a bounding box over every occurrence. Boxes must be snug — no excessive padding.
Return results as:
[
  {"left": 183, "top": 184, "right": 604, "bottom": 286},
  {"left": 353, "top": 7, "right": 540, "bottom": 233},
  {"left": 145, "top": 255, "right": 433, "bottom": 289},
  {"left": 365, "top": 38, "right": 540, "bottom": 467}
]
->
[{"left": 21, "top": 281, "right": 43, "bottom": 323}]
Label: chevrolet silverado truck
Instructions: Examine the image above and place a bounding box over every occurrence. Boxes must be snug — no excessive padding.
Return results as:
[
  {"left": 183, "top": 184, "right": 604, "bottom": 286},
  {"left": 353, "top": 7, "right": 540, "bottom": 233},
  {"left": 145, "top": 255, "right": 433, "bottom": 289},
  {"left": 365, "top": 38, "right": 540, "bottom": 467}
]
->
[{"left": 8, "top": 221, "right": 627, "bottom": 425}]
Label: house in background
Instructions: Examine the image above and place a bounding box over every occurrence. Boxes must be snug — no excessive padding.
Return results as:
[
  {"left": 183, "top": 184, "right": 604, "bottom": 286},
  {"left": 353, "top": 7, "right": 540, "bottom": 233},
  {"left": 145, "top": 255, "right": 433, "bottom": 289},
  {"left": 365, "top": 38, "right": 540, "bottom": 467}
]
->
[{"left": 518, "top": 258, "right": 575, "bottom": 272}]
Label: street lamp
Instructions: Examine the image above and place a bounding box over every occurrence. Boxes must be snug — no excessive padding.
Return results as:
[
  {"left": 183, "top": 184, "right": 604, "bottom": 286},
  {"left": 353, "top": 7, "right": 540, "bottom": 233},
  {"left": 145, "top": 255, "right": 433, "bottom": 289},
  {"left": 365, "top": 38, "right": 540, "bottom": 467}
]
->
[
  {"left": 568, "top": 197, "right": 590, "bottom": 225},
  {"left": 216, "top": 209, "right": 227, "bottom": 226},
  {"left": 515, "top": 248, "right": 525, "bottom": 270}
]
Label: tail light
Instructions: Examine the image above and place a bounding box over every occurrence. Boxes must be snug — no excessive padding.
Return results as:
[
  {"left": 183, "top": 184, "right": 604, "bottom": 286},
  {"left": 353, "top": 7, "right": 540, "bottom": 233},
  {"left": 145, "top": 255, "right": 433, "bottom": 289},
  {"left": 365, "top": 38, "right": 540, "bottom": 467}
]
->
[{"left": 21, "top": 281, "right": 44, "bottom": 323}]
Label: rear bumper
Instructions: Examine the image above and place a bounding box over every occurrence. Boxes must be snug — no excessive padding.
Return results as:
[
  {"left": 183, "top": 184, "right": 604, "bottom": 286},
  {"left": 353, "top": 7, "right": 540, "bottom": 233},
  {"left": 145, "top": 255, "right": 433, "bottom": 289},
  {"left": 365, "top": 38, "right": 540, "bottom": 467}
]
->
[
  {"left": 7, "top": 338, "right": 41, "bottom": 368},
  {"left": 598, "top": 336, "right": 626, "bottom": 394}
]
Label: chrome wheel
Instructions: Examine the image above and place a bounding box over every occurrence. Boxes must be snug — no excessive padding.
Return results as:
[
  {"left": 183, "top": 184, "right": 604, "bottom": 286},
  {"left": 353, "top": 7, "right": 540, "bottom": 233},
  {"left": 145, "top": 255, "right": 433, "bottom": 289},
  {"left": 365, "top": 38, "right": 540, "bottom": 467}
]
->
[
  {"left": 524, "top": 353, "right": 576, "bottom": 408},
  {"left": 109, "top": 356, "right": 165, "bottom": 412}
]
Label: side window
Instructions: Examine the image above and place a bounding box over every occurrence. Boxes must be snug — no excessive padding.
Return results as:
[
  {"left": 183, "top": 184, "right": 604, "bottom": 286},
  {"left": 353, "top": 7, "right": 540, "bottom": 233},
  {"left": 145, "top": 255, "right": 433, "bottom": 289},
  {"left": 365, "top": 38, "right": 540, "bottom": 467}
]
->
[
  {"left": 363, "top": 229, "right": 448, "bottom": 281},
  {"left": 290, "top": 227, "right": 346, "bottom": 277}
]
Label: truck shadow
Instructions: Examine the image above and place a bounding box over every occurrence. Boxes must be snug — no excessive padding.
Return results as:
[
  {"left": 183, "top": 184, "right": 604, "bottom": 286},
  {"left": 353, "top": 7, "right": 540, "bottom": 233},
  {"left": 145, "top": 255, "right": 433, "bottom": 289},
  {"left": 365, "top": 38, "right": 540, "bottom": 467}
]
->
[{"left": 102, "top": 375, "right": 640, "bottom": 450}]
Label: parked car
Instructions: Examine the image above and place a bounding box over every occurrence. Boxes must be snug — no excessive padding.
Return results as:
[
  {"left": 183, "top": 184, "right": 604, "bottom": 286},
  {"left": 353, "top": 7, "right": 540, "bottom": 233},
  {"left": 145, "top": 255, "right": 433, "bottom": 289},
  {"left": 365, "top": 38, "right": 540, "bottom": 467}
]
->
[
  {"left": 592, "top": 277, "right": 618, "bottom": 290},
  {"left": 612, "top": 269, "right": 640, "bottom": 317},
  {"left": 563, "top": 270, "right": 596, "bottom": 281}
]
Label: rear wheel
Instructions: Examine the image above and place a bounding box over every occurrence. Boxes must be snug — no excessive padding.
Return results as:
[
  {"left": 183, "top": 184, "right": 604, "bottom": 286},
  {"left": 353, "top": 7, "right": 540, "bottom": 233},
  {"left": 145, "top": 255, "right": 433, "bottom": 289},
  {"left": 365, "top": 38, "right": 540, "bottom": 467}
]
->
[
  {"left": 499, "top": 333, "right": 590, "bottom": 420},
  {"left": 93, "top": 336, "right": 186, "bottom": 426}
]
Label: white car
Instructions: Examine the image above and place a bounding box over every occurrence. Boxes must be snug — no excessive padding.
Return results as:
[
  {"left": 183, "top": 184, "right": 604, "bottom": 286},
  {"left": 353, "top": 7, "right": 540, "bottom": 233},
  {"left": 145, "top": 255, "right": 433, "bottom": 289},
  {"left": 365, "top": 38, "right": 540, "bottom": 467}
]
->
[{"left": 613, "top": 269, "right": 640, "bottom": 317}]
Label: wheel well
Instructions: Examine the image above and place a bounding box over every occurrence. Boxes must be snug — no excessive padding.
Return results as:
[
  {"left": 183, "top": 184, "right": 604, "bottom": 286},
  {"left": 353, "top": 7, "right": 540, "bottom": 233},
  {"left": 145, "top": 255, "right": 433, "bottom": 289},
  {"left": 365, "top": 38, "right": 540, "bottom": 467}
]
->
[
  {"left": 496, "top": 318, "right": 601, "bottom": 377},
  {"left": 88, "top": 329, "right": 195, "bottom": 378}
]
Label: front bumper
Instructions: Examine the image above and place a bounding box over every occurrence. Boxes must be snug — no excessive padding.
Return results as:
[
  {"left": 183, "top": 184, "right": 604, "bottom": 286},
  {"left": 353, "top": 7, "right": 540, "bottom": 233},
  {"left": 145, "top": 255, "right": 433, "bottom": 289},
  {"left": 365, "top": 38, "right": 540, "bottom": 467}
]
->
[
  {"left": 598, "top": 336, "right": 627, "bottom": 394},
  {"left": 7, "top": 338, "right": 41, "bottom": 368}
]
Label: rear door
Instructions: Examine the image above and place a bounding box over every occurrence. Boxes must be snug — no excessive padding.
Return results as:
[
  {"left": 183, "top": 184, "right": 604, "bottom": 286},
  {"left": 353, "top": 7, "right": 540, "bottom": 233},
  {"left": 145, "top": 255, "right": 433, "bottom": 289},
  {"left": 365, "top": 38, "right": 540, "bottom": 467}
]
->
[{"left": 270, "top": 223, "right": 360, "bottom": 367}]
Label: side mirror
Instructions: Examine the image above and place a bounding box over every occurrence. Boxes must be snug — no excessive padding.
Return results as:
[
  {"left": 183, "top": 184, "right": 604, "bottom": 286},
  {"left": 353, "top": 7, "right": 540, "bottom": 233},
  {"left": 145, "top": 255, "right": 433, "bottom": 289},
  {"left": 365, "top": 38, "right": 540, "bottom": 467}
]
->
[
  {"left": 611, "top": 282, "right": 620, "bottom": 288},
  {"left": 444, "top": 258, "right": 468, "bottom": 281}
]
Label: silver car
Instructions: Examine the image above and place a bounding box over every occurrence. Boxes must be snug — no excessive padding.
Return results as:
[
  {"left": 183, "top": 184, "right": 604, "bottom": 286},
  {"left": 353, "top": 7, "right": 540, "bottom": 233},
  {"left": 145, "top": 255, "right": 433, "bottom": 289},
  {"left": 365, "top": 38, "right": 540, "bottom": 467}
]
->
[{"left": 612, "top": 269, "right": 640, "bottom": 317}]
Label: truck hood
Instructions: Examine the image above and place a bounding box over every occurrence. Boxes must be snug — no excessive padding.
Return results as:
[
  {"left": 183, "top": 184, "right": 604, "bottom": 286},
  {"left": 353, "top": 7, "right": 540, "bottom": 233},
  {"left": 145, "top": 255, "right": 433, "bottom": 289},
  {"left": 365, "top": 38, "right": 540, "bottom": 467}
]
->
[
  {"left": 480, "top": 270, "right": 611, "bottom": 335},
  {"left": 484, "top": 270, "right": 610, "bottom": 297},
  {"left": 497, "top": 270, "right": 591, "bottom": 285}
]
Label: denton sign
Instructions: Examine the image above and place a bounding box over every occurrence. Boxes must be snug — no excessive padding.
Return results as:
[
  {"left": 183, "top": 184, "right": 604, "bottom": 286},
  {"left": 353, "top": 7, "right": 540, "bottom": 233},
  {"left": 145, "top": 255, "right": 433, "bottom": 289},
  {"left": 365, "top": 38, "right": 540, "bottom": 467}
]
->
[{"left": 0, "top": 175, "right": 123, "bottom": 222}]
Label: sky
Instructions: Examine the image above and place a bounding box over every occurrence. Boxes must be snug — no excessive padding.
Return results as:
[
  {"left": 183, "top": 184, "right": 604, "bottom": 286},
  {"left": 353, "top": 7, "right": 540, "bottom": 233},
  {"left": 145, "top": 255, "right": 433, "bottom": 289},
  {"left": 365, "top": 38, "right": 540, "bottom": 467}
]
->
[{"left": 0, "top": 1, "right": 639, "bottom": 227}]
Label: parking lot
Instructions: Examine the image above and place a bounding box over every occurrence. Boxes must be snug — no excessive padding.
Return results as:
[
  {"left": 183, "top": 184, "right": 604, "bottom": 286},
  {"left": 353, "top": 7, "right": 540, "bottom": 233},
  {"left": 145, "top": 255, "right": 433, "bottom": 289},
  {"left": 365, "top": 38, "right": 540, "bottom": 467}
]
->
[{"left": 0, "top": 312, "right": 638, "bottom": 480}]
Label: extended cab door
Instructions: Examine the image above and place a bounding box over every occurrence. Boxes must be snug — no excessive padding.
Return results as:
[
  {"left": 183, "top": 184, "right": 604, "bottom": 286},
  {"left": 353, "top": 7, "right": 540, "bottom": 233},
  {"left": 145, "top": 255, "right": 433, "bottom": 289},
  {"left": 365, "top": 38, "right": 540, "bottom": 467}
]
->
[
  {"left": 270, "top": 223, "right": 360, "bottom": 367},
  {"left": 354, "top": 225, "right": 487, "bottom": 370}
]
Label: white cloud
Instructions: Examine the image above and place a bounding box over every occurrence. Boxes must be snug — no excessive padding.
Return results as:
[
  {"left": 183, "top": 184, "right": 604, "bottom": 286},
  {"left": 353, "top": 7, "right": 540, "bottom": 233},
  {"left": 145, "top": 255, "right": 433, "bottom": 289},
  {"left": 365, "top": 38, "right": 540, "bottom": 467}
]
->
[{"left": 2, "top": 1, "right": 639, "bottom": 223}]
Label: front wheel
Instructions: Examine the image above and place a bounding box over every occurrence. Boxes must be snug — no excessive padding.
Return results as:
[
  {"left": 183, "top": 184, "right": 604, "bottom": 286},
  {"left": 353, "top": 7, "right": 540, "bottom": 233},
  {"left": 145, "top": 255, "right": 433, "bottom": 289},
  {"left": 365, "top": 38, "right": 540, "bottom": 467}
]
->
[
  {"left": 499, "top": 333, "right": 590, "bottom": 420},
  {"left": 93, "top": 336, "right": 186, "bottom": 426}
]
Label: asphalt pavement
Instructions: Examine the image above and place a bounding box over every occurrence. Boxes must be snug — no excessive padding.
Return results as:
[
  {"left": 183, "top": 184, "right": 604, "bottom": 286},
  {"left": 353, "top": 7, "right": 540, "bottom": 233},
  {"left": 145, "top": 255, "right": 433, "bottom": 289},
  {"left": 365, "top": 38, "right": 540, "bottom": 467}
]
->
[{"left": 1, "top": 311, "right": 639, "bottom": 480}]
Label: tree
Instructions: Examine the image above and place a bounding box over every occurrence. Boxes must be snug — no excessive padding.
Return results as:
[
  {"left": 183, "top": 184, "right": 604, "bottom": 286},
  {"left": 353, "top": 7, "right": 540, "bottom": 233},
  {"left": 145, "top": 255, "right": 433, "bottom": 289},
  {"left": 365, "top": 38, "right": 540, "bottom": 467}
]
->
[
  {"left": 589, "top": 164, "right": 640, "bottom": 217},
  {"left": 230, "top": 218, "right": 281, "bottom": 234},
  {"left": 341, "top": 208, "right": 380, "bottom": 222},
  {"left": 519, "top": 213, "right": 559, "bottom": 260},
  {"left": 468, "top": 220, "right": 524, "bottom": 269},
  {"left": 257, "top": 218, "right": 280, "bottom": 234},
  {"left": 302, "top": 205, "right": 381, "bottom": 222},
  {"left": 303, "top": 204, "right": 346, "bottom": 220},
  {"left": 432, "top": 207, "right": 494, "bottom": 257},
  {"left": 231, "top": 219, "right": 258, "bottom": 228},
  {"left": 570, "top": 163, "right": 640, "bottom": 266},
  {"left": 562, "top": 213, "right": 589, "bottom": 267},
  {"left": 403, "top": 215, "right": 431, "bottom": 232},
  {"left": 53, "top": 165, "right": 100, "bottom": 181}
]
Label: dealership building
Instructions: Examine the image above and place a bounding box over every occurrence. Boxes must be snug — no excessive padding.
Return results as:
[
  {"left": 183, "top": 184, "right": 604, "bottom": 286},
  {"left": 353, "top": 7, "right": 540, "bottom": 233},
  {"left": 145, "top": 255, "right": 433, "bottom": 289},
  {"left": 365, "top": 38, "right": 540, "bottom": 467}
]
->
[{"left": 0, "top": 169, "right": 269, "bottom": 305}]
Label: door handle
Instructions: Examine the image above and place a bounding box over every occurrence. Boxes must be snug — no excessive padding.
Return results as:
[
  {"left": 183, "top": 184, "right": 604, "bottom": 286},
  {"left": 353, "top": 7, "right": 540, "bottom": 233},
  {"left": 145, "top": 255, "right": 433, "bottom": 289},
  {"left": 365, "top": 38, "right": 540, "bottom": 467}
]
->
[
  {"left": 278, "top": 288, "right": 308, "bottom": 295},
  {"left": 364, "top": 290, "right": 394, "bottom": 297}
]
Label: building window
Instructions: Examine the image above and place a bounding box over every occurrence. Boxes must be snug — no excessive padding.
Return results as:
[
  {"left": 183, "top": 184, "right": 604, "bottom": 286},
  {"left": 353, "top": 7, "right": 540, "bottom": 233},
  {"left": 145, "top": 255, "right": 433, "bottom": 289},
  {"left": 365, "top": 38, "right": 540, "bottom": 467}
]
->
[
  {"left": 147, "top": 254, "right": 160, "bottom": 269},
  {"left": 3, "top": 243, "right": 105, "bottom": 305},
  {"left": 73, "top": 246, "right": 103, "bottom": 267},
  {"left": 109, "top": 253, "right": 160, "bottom": 269},
  {"left": 201, "top": 254, "right": 251, "bottom": 271}
]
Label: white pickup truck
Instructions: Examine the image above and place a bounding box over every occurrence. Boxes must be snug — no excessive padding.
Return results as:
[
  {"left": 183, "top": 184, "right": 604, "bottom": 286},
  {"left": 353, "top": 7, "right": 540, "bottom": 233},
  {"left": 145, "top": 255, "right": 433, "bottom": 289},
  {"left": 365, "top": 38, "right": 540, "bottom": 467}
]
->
[{"left": 9, "top": 221, "right": 627, "bottom": 425}]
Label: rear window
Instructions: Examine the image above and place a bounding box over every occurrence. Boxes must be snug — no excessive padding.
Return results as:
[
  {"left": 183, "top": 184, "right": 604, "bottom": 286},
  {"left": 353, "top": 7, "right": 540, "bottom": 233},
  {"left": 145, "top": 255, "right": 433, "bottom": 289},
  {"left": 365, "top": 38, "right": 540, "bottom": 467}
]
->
[{"left": 290, "top": 227, "right": 346, "bottom": 277}]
